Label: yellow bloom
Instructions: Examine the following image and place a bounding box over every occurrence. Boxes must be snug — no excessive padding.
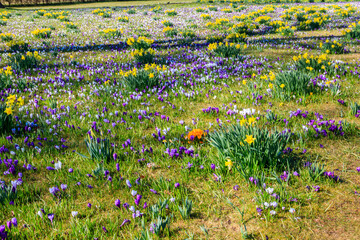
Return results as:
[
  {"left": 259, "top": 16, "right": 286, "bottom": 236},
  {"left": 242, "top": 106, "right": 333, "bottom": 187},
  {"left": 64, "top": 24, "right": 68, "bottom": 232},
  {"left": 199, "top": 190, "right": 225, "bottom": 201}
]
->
[
  {"left": 225, "top": 158, "right": 233, "bottom": 170},
  {"left": 6, "top": 94, "right": 16, "bottom": 105},
  {"left": 280, "top": 84, "right": 285, "bottom": 88},
  {"left": 244, "top": 135, "right": 256, "bottom": 145},
  {"left": 248, "top": 116, "right": 256, "bottom": 125},
  {"left": 4, "top": 107, "right": 12, "bottom": 115},
  {"left": 239, "top": 118, "right": 246, "bottom": 126},
  {"left": 17, "top": 97, "right": 24, "bottom": 106},
  {"left": 149, "top": 73, "right": 154, "bottom": 78}
]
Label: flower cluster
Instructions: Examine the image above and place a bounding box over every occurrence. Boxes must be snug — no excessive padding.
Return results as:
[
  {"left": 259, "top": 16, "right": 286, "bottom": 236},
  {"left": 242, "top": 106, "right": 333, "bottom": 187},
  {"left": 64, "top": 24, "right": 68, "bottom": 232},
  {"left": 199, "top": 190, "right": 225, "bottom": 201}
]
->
[{"left": 31, "top": 28, "right": 52, "bottom": 39}]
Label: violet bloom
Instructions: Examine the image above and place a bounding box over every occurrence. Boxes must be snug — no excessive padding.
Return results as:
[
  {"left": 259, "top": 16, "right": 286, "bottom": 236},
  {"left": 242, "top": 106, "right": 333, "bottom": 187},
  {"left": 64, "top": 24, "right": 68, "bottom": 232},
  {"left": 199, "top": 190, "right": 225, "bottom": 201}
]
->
[
  {"left": 356, "top": 167, "right": 360, "bottom": 172},
  {"left": 115, "top": 199, "right": 121, "bottom": 208},
  {"left": 123, "top": 203, "right": 129, "bottom": 210},
  {"left": 0, "top": 225, "right": 7, "bottom": 239},
  {"left": 68, "top": 168, "right": 73, "bottom": 173},
  {"left": 47, "top": 214, "right": 54, "bottom": 224},
  {"left": 210, "top": 164, "right": 215, "bottom": 170},
  {"left": 120, "top": 219, "right": 130, "bottom": 228},
  {"left": 313, "top": 185, "right": 320, "bottom": 192},
  {"left": 174, "top": 183, "right": 180, "bottom": 188},
  {"left": 293, "top": 171, "right": 300, "bottom": 177},
  {"left": 233, "top": 185, "right": 240, "bottom": 191},
  {"left": 126, "top": 180, "right": 132, "bottom": 188},
  {"left": 6, "top": 221, "right": 11, "bottom": 230},
  {"left": 49, "top": 186, "right": 59, "bottom": 196},
  {"left": 135, "top": 195, "right": 142, "bottom": 206},
  {"left": 102, "top": 226, "right": 107, "bottom": 233},
  {"left": 150, "top": 189, "right": 158, "bottom": 194},
  {"left": 280, "top": 171, "right": 288, "bottom": 181},
  {"left": 11, "top": 218, "right": 17, "bottom": 227},
  {"left": 116, "top": 163, "right": 120, "bottom": 172},
  {"left": 87, "top": 203, "right": 92, "bottom": 208},
  {"left": 60, "top": 184, "right": 67, "bottom": 191}
]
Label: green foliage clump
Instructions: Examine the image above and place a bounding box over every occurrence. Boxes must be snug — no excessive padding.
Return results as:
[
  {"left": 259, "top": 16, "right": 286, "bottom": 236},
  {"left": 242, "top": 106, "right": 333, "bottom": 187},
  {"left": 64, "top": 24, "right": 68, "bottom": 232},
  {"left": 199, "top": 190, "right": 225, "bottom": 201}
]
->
[
  {"left": 274, "top": 70, "right": 314, "bottom": 99},
  {"left": 83, "top": 136, "right": 114, "bottom": 163},
  {"left": 208, "top": 42, "right": 247, "bottom": 58},
  {"left": 320, "top": 40, "right": 345, "bottom": 54},
  {"left": 209, "top": 124, "right": 290, "bottom": 175},
  {"left": 9, "top": 52, "right": 41, "bottom": 72},
  {"left": 121, "top": 68, "right": 162, "bottom": 91}
]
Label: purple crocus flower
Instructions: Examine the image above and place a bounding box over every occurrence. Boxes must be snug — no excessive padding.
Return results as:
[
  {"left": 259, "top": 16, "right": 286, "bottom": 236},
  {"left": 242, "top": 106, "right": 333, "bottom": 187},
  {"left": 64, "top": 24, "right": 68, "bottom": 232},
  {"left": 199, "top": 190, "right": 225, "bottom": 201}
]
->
[
  {"left": 174, "top": 183, "right": 180, "bottom": 188},
  {"left": 47, "top": 214, "right": 54, "bottom": 224},
  {"left": 134, "top": 195, "right": 142, "bottom": 206},
  {"left": 0, "top": 225, "right": 7, "bottom": 239},
  {"left": 313, "top": 185, "right": 320, "bottom": 192},
  {"left": 150, "top": 189, "right": 158, "bottom": 194},
  {"left": 49, "top": 186, "right": 59, "bottom": 196},
  {"left": 123, "top": 203, "right": 129, "bottom": 210},
  {"left": 280, "top": 171, "right": 288, "bottom": 181},
  {"left": 126, "top": 180, "right": 132, "bottom": 188},
  {"left": 120, "top": 219, "right": 130, "bottom": 228},
  {"left": 6, "top": 221, "right": 11, "bottom": 230},
  {"left": 11, "top": 218, "right": 17, "bottom": 227},
  {"left": 115, "top": 199, "right": 121, "bottom": 208}
]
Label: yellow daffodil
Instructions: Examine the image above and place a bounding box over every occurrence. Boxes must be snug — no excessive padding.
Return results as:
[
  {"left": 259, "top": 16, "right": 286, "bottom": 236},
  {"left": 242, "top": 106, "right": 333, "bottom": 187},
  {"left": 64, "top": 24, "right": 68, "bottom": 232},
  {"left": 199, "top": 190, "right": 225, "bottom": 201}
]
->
[
  {"left": 4, "top": 107, "right": 12, "bottom": 115},
  {"left": 225, "top": 158, "right": 233, "bottom": 170},
  {"left": 244, "top": 135, "right": 256, "bottom": 145}
]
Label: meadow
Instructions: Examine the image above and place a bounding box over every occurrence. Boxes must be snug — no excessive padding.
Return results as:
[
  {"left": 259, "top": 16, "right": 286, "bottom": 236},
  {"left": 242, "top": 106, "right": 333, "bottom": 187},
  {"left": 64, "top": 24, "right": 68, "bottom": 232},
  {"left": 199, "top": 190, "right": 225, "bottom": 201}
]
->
[{"left": 1, "top": 0, "right": 360, "bottom": 239}]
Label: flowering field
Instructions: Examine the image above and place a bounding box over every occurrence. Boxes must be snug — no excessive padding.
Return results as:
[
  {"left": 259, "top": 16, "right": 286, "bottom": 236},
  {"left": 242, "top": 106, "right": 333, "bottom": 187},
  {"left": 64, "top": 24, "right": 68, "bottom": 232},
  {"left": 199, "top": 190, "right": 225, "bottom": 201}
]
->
[{"left": 1, "top": 1, "right": 360, "bottom": 239}]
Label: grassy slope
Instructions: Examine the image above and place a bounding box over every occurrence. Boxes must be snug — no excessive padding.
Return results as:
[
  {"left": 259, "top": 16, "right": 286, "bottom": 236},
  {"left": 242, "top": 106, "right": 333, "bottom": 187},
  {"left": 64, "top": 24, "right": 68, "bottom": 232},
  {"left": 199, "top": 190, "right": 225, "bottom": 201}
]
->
[{"left": 1, "top": 2, "right": 360, "bottom": 240}]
